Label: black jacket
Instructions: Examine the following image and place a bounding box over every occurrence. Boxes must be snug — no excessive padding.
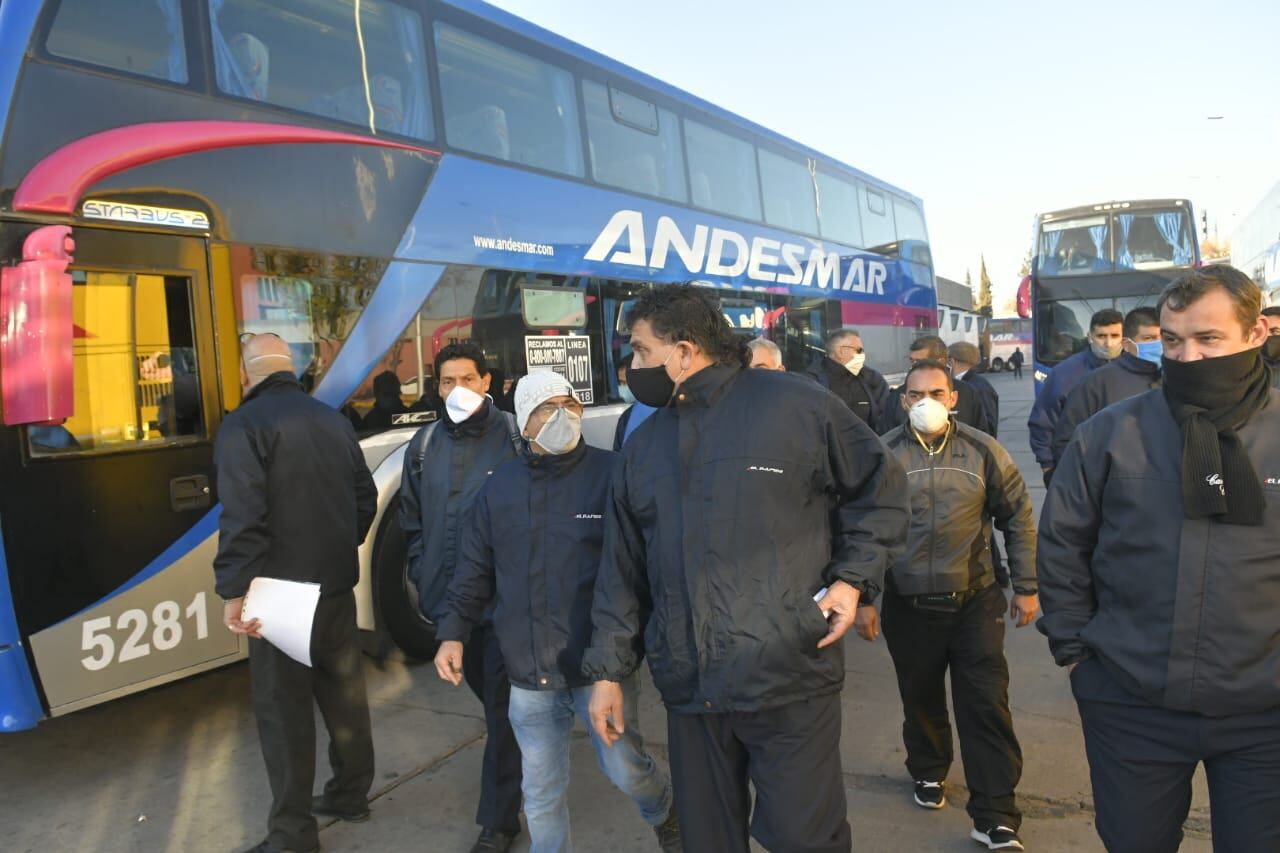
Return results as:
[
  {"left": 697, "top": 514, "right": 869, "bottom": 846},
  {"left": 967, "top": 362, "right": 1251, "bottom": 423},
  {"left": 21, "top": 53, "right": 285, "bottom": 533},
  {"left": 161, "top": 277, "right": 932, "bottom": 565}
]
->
[
  {"left": 213, "top": 372, "right": 376, "bottom": 599},
  {"left": 1038, "top": 389, "right": 1280, "bottom": 716},
  {"left": 806, "top": 357, "right": 891, "bottom": 430},
  {"left": 583, "top": 365, "right": 909, "bottom": 713},
  {"left": 399, "top": 401, "right": 521, "bottom": 621},
  {"left": 438, "top": 441, "right": 615, "bottom": 690},
  {"left": 883, "top": 422, "right": 1035, "bottom": 596},
  {"left": 1050, "top": 352, "right": 1159, "bottom": 466},
  {"left": 960, "top": 371, "right": 1000, "bottom": 438},
  {"left": 881, "top": 377, "right": 995, "bottom": 437}
]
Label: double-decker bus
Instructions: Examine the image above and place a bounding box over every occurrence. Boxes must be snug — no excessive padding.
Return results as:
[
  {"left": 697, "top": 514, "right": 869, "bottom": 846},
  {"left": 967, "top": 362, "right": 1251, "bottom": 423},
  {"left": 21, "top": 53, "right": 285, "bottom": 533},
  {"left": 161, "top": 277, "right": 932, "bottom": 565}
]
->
[
  {"left": 1028, "top": 199, "right": 1199, "bottom": 387},
  {"left": 0, "top": 0, "right": 938, "bottom": 730}
]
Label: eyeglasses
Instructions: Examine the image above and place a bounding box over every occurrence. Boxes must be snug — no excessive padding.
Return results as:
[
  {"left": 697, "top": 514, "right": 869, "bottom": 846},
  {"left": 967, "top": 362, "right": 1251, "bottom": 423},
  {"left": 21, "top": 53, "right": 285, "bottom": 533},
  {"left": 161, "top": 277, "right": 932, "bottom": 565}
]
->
[{"left": 532, "top": 400, "right": 583, "bottom": 419}]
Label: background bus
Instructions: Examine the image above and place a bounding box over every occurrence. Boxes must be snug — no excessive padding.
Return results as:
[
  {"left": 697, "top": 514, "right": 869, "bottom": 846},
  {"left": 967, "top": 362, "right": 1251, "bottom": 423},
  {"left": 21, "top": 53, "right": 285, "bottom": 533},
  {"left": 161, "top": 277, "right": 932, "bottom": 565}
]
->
[
  {"left": 1030, "top": 199, "right": 1199, "bottom": 385},
  {"left": 935, "top": 275, "right": 980, "bottom": 352},
  {"left": 0, "top": 0, "right": 937, "bottom": 730},
  {"left": 984, "top": 317, "right": 1031, "bottom": 372}
]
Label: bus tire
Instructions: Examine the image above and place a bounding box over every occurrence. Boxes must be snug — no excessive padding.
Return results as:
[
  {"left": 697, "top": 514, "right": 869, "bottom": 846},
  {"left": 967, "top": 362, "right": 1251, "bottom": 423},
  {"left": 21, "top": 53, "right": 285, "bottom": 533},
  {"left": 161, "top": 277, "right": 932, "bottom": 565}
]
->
[
  {"left": 372, "top": 500, "right": 439, "bottom": 661},
  {"left": 991, "top": 357, "right": 1005, "bottom": 372}
]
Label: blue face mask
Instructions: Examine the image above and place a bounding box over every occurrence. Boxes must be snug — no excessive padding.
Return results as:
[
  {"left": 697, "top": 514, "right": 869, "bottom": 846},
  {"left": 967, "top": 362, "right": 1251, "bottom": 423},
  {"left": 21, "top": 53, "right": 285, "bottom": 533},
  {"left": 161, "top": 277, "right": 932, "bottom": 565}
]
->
[
  {"left": 618, "top": 384, "right": 636, "bottom": 404},
  {"left": 1135, "top": 340, "right": 1163, "bottom": 366}
]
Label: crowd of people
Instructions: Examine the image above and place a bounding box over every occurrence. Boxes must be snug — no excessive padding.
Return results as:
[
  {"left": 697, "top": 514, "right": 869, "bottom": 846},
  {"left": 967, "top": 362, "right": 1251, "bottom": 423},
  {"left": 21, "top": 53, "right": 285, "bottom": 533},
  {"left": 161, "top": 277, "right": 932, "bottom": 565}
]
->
[{"left": 211, "top": 264, "right": 1280, "bottom": 853}]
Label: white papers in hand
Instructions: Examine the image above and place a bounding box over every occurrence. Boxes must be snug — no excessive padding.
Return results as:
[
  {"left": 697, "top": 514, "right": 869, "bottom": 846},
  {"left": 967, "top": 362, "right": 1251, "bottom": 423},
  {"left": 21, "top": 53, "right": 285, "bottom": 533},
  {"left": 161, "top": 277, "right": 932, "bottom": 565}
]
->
[
  {"left": 814, "top": 586, "right": 830, "bottom": 619},
  {"left": 241, "top": 577, "right": 321, "bottom": 666}
]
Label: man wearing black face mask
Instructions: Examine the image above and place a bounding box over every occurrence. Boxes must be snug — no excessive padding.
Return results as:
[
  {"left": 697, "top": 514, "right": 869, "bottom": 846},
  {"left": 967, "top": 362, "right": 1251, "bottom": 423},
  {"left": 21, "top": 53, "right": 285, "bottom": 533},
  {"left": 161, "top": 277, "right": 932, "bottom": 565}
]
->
[
  {"left": 1261, "top": 307, "right": 1280, "bottom": 388},
  {"left": 1039, "top": 265, "right": 1280, "bottom": 853},
  {"left": 583, "top": 285, "right": 909, "bottom": 853}
]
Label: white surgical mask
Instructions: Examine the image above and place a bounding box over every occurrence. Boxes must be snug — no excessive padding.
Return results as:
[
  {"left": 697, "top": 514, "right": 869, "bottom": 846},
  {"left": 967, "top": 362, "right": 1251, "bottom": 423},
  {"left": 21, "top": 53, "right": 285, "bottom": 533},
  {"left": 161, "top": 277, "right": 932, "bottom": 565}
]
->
[
  {"left": 908, "top": 398, "right": 950, "bottom": 435},
  {"left": 445, "top": 385, "right": 486, "bottom": 424},
  {"left": 534, "top": 408, "right": 582, "bottom": 455},
  {"left": 1091, "top": 340, "right": 1122, "bottom": 361},
  {"left": 844, "top": 352, "right": 866, "bottom": 375}
]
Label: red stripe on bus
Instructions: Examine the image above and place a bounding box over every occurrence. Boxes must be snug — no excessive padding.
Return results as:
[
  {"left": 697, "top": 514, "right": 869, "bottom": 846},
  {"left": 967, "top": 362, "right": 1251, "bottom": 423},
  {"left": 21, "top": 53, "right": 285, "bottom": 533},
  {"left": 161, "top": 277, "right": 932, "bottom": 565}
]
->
[{"left": 13, "top": 121, "right": 440, "bottom": 215}]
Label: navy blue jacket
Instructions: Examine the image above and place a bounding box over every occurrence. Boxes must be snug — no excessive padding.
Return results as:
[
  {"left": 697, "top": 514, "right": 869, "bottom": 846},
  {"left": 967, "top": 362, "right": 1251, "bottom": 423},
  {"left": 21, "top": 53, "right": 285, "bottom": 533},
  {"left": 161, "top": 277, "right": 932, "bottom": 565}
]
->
[
  {"left": 1027, "top": 348, "right": 1111, "bottom": 468},
  {"left": 1051, "top": 353, "right": 1159, "bottom": 466},
  {"left": 961, "top": 371, "right": 1000, "bottom": 439},
  {"left": 436, "top": 441, "right": 616, "bottom": 690},
  {"left": 806, "top": 357, "right": 891, "bottom": 430},
  {"left": 399, "top": 401, "right": 521, "bottom": 620},
  {"left": 582, "top": 365, "right": 908, "bottom": 713}
]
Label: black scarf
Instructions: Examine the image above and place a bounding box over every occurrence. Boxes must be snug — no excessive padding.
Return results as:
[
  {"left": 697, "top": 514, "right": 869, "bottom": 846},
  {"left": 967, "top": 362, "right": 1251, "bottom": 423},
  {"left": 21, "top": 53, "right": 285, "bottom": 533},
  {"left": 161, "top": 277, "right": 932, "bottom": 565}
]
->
[{"left": 1162, "top": 348, "right": 1270, "bottom": 525}]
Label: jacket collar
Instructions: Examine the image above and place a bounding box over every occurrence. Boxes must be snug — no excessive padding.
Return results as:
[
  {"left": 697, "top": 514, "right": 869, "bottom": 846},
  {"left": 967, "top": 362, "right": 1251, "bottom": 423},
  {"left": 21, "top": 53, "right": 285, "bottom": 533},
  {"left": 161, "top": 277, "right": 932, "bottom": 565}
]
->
[
  {"left": 673, "top": 363, "right": 741, "bottom": 409},
  {"left": 243, "top": 371, "right": 302, "bottom": 403},
  {"left": 443, "top": 398, "right": 501, "bottom": 438},
  {"left": 525, "top": 435, "right": 588, "bottom": 472},
  {"left": 1115, "top": 351, "right": 1160, "bottom": 377}
]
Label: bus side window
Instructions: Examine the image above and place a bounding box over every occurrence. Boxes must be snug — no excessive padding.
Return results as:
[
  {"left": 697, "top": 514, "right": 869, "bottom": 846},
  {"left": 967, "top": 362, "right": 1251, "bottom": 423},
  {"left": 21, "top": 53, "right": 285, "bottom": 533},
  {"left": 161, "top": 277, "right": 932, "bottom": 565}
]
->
[
  {"left": 46, "top": 0, "right": 188, "bottom": 84},
  {"left": 30, "top": 272, "right": 204, "bottom": 455}
]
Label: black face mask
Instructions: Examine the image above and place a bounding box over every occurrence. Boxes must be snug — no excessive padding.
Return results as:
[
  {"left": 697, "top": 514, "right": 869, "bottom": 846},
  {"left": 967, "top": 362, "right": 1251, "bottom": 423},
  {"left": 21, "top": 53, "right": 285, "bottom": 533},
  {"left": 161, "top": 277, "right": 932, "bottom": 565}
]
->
[
  {"left": 626, "top": 348, "right": 680, "bottom": 408},
  {"left": 1262, "top": 335, "right": 1280, "bottom": 364}
]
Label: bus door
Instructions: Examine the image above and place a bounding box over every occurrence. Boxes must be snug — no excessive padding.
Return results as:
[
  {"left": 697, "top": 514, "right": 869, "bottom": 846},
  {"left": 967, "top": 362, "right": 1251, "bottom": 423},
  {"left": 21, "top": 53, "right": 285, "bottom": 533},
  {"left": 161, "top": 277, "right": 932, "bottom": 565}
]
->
[{"left": 0, "top": 226, "right": 241, "bottom": 717}]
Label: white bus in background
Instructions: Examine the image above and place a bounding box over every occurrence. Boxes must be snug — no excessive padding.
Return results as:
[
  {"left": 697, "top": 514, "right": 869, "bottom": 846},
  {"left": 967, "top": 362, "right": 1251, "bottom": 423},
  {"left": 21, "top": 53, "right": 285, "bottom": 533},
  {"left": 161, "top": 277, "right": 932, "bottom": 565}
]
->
[{"left": 935, "top": 275, "right": 980, "bottom": 349}]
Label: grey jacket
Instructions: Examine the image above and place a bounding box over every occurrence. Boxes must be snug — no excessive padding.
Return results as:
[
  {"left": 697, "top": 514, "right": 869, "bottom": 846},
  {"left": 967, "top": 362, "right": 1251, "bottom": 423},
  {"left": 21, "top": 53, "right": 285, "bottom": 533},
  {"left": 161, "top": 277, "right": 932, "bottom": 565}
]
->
[
  {"left": 883, "top": 421, "right": 1036, "bottom": 597},
  {"left": 1039, "top": 389, "right": 1280, "bottom": 716},
  {"left": 1051, "top": 353, "right": 1159, "bottom": 466}
]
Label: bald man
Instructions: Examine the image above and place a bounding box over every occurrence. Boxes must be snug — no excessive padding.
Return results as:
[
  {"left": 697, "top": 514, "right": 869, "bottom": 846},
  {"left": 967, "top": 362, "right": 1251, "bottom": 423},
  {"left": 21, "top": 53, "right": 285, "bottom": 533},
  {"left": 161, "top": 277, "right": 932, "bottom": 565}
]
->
[{"left": 214, "top": 332, "right": 378, "bottom": 853}]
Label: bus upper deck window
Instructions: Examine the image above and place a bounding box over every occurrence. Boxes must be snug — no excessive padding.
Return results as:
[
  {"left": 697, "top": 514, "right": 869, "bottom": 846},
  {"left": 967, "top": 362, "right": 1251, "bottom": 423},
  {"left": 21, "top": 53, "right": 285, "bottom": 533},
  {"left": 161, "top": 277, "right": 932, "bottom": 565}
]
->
[{"left": 47, "top": 0, "right": 188, "bottom": 84}]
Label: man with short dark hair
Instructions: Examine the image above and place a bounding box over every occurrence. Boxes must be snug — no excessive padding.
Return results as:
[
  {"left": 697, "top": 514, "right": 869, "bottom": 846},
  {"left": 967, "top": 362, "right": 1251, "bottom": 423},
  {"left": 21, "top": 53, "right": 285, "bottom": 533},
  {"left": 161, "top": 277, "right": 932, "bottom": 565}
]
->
[
  {"left": 1050, "top": 307, "right": 1162, "bottom": 467},
  {"left": 806, "top": 328, "right": 891, "bottom": 428},
  {"left": 1261, "top": 307, "right": 1280, "bottom": 387},
  {"left": 1027, "top": 308, "right": 1124, "bottom": 485},
  {"left": 1262, "top": 305, "right": 1280, "bottom": 336},
  {"left": 882, "top": 336, "right": 993, "bottom": 435},
  {"left": 1040, "top": 265, "right": 1280, "bottom": 852},
  {"left": 215, "top": 333, "right": 378, "bottom": 853},
  {"left": 861, "top": 360, "right": 1037, "bottom": 851},
  {"left": 585, "top": 285, "right": 909, "bottom": 853},
  {"left": 399, "top": 342, "right": 524, "bottom": 853}
]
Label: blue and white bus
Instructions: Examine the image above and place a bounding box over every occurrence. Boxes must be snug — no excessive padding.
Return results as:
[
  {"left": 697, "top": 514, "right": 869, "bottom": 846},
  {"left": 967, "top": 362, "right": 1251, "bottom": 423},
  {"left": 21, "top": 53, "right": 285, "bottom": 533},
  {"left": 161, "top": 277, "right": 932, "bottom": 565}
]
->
[
  {"left": 1232, "top": 180, "right": 1280, "bottom": 301},
  {"left": 0, "top": 0, "right": 937, "bottom": 729}
]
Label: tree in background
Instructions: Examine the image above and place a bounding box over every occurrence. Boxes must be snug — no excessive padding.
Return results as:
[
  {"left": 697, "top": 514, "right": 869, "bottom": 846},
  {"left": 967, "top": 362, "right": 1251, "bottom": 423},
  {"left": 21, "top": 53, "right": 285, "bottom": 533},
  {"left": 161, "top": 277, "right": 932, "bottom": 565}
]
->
[
  {"left": 1019, "top": 247, "right": 1032, "bottom": 277},
  {"left": 1200, "top": 237, "right": 1231, "bottom": 262},
  {"left": 976, "top": 255, "right": 993, "bottom": 317}
]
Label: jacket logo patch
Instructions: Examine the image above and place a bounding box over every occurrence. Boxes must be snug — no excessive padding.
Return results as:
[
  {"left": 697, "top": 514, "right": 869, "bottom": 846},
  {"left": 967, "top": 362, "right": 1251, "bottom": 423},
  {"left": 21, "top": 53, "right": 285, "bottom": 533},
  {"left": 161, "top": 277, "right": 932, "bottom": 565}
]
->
[
  {"left": 1206, "top": 473, "right": 1225, "bottom": 494},
  {"left": 575, "top": 513, "right": 603, "bottom": 520},
  {"left": 747, "top": 465, "right": 784, "bottom": 475},
  {"left": 1267, "top": 478, "right": 1280, "bottom": 486}
]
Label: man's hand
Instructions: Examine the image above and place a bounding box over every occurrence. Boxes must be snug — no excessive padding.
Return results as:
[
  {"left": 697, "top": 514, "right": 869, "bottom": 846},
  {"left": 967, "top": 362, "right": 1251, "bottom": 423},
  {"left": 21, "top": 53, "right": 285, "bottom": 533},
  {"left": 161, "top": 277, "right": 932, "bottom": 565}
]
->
[
  {"left": 434, "top": 641, "right": 465, "bottom": 686},
  {"left": 815, "top": 580, "right": 862, "bottom": 649},
  {"left": 853, "top": 604, "right": 879, "bottom": 642},
  {"left": 1041, "top": 467, "right": 1054, "bottom": 489},
  {"left": 589, "top": 680, "right": 625, "bottom": 747},
  {"left": 223, "top": 597, "right": 261, "bottom": 638},
  {"left": 1010, "top": 593, "right": 1039, "bottom": 628}
]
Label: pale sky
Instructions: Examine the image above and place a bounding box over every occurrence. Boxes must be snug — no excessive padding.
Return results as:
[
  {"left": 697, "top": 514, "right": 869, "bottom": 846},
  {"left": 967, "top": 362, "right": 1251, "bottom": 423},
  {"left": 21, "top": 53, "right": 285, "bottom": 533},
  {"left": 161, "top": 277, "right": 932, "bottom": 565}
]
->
[{"left": 488, "top": 0, "right": 1280, "bottom": 313}]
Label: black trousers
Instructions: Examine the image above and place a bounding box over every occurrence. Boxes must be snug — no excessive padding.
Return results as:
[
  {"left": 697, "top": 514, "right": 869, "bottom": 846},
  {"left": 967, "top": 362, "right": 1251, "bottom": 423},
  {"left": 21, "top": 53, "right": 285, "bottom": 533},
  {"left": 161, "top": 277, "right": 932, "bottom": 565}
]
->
[
  {"left": 1012, "top": 364, "right": 1023, "bottom": 379},
  {"left": 882, "top": 582, "right": 1022, "bottom": 829},
  {"left": 249, "top": 591, "right": 375, "bottom": 851},
  {"left": 461, "top": 623, "right": 523, "bottom": 834},
  {"left": 666, "top": 693, "right": 851, "bottom": 853},
  {"left": 1073, "top": 657, "right": 1280, "bottom": 852}
]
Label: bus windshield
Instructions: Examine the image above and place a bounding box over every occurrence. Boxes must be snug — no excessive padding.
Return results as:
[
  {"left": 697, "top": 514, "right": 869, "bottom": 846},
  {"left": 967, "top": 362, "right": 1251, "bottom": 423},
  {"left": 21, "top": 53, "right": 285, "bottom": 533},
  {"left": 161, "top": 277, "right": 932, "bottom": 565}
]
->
[
  {"left": 1039, "top": 207, "right": 1194, "bottom": 277},
  {"left": 1035, "top": 295, "right": 1159, "bottom": 363}
]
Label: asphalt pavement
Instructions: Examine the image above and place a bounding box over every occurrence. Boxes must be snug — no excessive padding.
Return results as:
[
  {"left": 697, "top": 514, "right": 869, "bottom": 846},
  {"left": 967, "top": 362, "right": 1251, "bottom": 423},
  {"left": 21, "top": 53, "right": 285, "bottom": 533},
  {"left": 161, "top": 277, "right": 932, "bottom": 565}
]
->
[{"left": 0, "top": 371, "right": 1213, "bottom": 852}]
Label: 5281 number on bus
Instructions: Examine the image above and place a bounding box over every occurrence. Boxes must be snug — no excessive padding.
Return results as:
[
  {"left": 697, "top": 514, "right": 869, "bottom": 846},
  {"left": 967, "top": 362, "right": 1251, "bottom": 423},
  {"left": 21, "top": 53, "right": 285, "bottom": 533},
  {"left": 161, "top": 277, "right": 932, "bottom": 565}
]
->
[{"left": 80, "top": 592, "right": 211, "bottom": 671}]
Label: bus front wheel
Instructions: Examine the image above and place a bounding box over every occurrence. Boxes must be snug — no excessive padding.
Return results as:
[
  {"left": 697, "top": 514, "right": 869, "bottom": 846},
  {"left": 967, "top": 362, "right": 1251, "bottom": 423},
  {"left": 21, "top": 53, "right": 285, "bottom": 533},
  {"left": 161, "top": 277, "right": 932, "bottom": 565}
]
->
[{"left": 372, "top": 500, "right": 439, "bottom": 661}]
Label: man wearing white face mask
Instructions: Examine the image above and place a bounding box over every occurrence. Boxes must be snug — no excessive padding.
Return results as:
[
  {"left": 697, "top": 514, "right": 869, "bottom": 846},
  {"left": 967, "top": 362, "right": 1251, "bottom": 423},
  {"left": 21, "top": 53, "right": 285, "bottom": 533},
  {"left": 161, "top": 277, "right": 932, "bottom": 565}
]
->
[
  {"left": 806, "top": 328, "right": 890, "bottom": 429},
  {"left": 399, "top": 342, "right": 525, "bottom": 853},
  {"left": 434, "top": 371, "right": 682, "bottom": 853},
  {"left": 859, "top": 360, "right": 1038, "bottom": 852}
]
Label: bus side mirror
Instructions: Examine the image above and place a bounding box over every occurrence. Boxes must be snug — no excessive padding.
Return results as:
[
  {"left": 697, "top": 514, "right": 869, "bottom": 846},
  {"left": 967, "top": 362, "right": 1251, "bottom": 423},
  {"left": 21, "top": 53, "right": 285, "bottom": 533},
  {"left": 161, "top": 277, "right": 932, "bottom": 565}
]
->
[
  {"left": 1, "top": 225, "right": 75, "bottom": 426},
  {"left": 1016, "top": 275, "right": 1031, "bottom": 319}
]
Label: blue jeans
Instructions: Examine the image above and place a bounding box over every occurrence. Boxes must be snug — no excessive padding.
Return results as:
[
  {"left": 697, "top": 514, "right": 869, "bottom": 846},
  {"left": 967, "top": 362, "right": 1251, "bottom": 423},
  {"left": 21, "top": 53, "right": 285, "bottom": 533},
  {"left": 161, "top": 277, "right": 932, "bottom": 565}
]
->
[{"left": 507, "top": 674, "right": 672, "bottom": 853}]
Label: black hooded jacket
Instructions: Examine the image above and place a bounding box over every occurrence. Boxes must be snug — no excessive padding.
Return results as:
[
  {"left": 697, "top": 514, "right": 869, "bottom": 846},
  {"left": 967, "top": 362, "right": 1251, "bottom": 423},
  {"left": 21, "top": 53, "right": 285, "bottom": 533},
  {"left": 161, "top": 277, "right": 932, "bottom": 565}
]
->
[
  {"left": 582, "top": 365, "right": 909, "bottom": 713},
  {"left": 213, "top": 372, "right": 376, "bottom": 599}
]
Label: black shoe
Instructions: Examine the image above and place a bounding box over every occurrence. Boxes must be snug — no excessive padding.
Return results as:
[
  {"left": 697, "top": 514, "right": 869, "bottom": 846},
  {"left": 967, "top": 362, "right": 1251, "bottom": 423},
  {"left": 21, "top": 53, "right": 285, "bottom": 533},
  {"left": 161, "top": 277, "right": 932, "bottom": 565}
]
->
[
  {"left": 241, "top": 840, "right": 319, "bottom": 853},
  {"left": 913, "top": 779, "right": 947, "bottom": 810},
  {"left": 971, "top": 824, "right": 1025, "bottom": 851},
  {"left": 311, "top": 794, "right": 371, "bottom": 823},
  {"left": 653, "top": 810, "right": 682, "bottom": 853},
  {"left": 470, "top": 828, "right": 519, "bottom": 853}
]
